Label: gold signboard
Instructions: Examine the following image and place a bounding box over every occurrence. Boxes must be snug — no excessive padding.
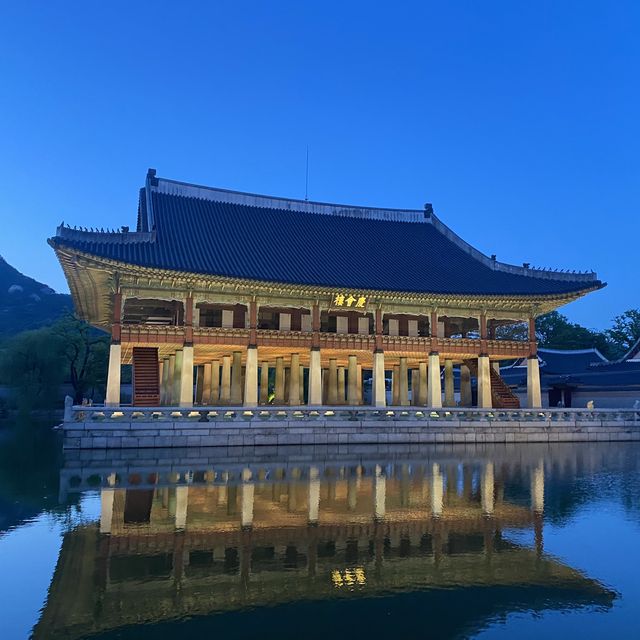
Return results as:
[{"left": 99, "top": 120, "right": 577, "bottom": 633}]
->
[{"left": 332, "top": 293, "right": 367, "bottom": 309}]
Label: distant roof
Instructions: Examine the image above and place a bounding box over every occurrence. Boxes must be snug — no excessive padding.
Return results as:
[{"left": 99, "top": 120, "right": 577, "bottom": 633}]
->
[
  {"left": 50, "top": 170, "right": 604, "bottom": 297},
  {"left": 622, "top": 336, "right": 640, "bottom": 362},
  {"left": 537, "top": 347, "right": 609, "bottom": 374}
]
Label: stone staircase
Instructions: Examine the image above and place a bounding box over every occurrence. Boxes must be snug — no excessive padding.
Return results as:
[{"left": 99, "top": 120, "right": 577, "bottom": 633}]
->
[{"left": 463, "top": 359, "right": 520, "bottom": 409}]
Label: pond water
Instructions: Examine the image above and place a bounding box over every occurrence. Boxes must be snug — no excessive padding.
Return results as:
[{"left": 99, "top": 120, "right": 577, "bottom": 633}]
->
[{"left": 1, "top": 422, "right": 640, "bottom": 639}]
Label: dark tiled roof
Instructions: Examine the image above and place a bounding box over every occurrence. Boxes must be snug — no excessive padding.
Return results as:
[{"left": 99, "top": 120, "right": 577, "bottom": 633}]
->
[
  {"left": 50, "top": 173, "right": 604, "bottom": 297},
  {"left": 537, "top": 348, "right": 608, "bottom": 374}
]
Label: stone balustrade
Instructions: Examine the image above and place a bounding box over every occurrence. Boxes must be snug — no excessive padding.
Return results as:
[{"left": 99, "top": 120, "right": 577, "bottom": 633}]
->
[{"left": 66, "top": 405, "right": 640, "bottom": 425}]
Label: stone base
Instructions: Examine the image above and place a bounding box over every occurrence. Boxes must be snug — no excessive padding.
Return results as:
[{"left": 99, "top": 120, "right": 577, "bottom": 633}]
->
[{"left": 62, "top": 418, "right": 640, "bottom": 449}]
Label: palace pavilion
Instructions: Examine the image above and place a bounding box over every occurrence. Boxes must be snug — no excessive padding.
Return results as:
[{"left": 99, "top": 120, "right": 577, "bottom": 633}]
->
[{"left": 49, "top": 169, "right": 603, "bottom": 410}]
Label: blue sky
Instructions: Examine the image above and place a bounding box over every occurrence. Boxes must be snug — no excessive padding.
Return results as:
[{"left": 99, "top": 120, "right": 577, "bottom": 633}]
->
[{"left": 1, "top": 1, "right": 638, "bottom": 329}]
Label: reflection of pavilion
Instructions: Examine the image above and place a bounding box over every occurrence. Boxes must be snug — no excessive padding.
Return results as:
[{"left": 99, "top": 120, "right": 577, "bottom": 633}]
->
[{"left": 35, "top": 459, "right": 614, "bottom": 639}]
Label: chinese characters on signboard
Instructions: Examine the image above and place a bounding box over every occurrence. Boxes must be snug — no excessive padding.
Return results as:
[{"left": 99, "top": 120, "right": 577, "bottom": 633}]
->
[{"left": 332, "top": 293, "right": 367, "bottom": 308}]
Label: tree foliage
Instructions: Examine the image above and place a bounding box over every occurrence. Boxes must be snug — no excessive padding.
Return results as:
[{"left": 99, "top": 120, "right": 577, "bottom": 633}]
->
[
  {"left": 51, "top": 315, "right": 109, "bottom": 403},
  {"left": 0, "top": 314, "right": 109, "bottom": 409},
  {"left": 606, "top": 309, "right": 640, "bottom": 357},
  {"left": 0, "top": 327, "right": 65, "bottom": 410}
]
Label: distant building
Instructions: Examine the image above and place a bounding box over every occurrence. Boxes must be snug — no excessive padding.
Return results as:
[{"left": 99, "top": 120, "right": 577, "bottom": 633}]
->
[
  {"left": 500, "top": 346, "right": 640, "bottom": 408},
  {"left": 49, "top": 169, "right": 603, "bottom": 409}
]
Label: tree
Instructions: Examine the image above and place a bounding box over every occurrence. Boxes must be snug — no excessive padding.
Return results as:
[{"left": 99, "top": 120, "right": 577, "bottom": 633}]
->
[
  {"left": 0, "top": 327, "right": 65, "bottom": 410},
  {"left": 51, "top": 315, "right": 109, "bottom": 403},
  {"left": 606, "top": 309, "right": 640, "bottom": 358},
  {"left": 535, "top": 311, "right": 616, "bottom": 358}
]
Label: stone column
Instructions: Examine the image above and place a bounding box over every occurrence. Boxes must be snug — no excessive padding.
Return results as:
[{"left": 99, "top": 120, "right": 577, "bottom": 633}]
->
[
  {"left": 179, "top": 345, "right": 194, "bottom": 407},
  {"left": 105, "top": 343, "right": 122, "bottom": 407},
  {"left": 173, "top": 349, "right": 183, "bottom": 407},
  {"left": 398, "top": 357, "right": 409, "bottom": 406},
  {"left": 230, "top": 351, "right": 243, "bottom": 405},
  {"left": 159, "top": 360, "right": 165, "bottom": 404},
  {"left": 356, "top": 364, "right": 363, "bottom": 404},
  {"left": 202, "top": 362, "right": 212, "bottom": 406},
  {"left": 374, "top": 465, "right": 385, "bottom": 521},
  {"left": 194, "top": 365, "right": 204, "bottom": 404},
  {"left": 460, "top": 364, "right": 472, "bottom": 407},
  {"left": 410, "top": 369, "right": 419, "bottom": 406},
  {"left": 289, "top": 353, "right": 300, "bottom": 405},
  {"left": 161, "top": 357, "right": 170, "bottom": 405},
  {"left": 308, "top": 467, "right": 320, "bottom": 524},
  {"left": 337, "top": 367, "right": 346, "bottom": 404},
  {"left": 241, "top": 469, "right": 254, "bottom": 530},
  {"left": 392, "top": 365, "right": 400, "bottom": 405},
  {"left": 477, "top": 355, "right": 492, "bottom": 408},
  {"left": 419, "top": 361, "right": 428, "bottom": 406},
  {"left": 427, "top": 353, "right": 442, "bottom": 408},
  {"left": 175, "top": 485, "right": 189, "bottom": 530},
  {"left": 244, "top": 347, "right": 258, "bottom": 406},
  {"left": 260, "top": 361, "right": 270, "bottom": 404},
  {"left": 167, "top": 354, "right": 176, "bottom": 405},
  {"left": 211, "top": 360, "right": 220, "bottom": 404},
  {"left": 372, "top": 350, "right": 386, "bottom": 407},
  {"left": 308, "top": 348, "right": 322, "bottom": 406},
  {"left": 431, "top": 463, "right": 444, "bottom": 517},
  {"left": 328, "top": 359, "right": 338, "bottom": 405},
  {"left": 220, "top": 355, "right": 232, "bottom": 404},
  {"left": 527, "top": 356, "right": 542, "bottom": 408},
  {"left": 275, "top": 357, "right": 285, "bottom": 404},
  {"left": 347, "top": 355, "right": 358, "bottom": 405},
  {"left": 299, "top": 365, "right": 305, "bottom": 404},
  {"left": 444, "top": 359, "right": 455, "bottom": 406},
  {"left": 481, "top": 462, "right": 495, "bottom": 515}
]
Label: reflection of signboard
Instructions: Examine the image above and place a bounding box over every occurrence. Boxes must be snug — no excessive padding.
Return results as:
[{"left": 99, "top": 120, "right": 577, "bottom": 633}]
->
[
  {"left": 332, "top": 567, "right": 366, "bottom": 588},
  {"left": 332, "top": 293, "right": 367, "bottom": 308}
]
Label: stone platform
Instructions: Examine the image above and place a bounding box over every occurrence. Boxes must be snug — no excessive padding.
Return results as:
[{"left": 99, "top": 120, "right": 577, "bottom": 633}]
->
[{"left": 62, "top": 406, "right": 640, "bottom": 449}]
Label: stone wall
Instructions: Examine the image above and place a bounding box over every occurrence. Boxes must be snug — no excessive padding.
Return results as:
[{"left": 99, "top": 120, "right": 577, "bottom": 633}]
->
[{"left": 63, "top": 417, "right": 640, "bottom": 449}]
